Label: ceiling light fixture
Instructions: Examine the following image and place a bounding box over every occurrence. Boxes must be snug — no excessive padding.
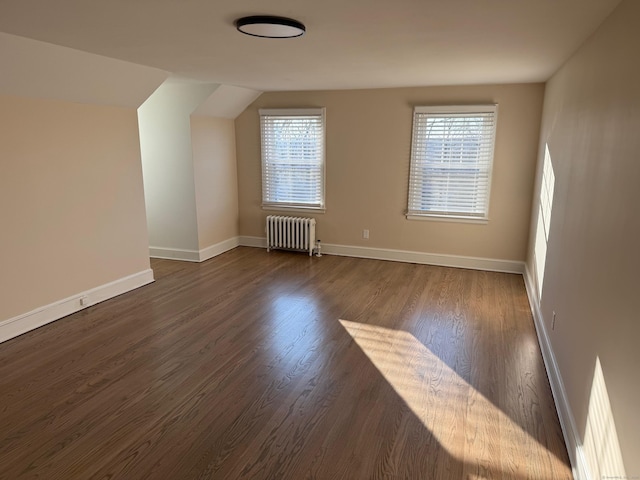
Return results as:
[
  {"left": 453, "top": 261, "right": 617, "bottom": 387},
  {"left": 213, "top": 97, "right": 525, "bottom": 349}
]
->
[{"left": 235, "top": 15, "right": 306, "bottom": 39}]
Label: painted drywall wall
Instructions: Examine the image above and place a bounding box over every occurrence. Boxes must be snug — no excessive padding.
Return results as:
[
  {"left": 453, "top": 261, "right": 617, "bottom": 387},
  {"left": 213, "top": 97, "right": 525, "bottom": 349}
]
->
[
  {"left": 0, "top": 94, "right": 151, "bottom": 321},
  {"left": 138, "top": 80, "right": 218, "bottom": 252},
  {"left": 191, "top": 116, "right": 239, "bottom": 249},
  {"left": 235, "top": 84, "right": 544, "bottom": 261},
  {"left": 526, "top": 0, "right": 639, "bottom": 476}
]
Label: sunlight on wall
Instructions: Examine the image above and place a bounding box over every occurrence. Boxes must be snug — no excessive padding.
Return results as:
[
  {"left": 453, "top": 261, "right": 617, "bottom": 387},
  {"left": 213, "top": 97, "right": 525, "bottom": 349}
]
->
[
  {"left": 534, "top": 144, "right": 556, "bottom": 300},
  {"left": 339, "top": 319, "right": 571, "bottom": 476},
  {"left": 583, "top": 357, "right": 627, "bottom": 479}
]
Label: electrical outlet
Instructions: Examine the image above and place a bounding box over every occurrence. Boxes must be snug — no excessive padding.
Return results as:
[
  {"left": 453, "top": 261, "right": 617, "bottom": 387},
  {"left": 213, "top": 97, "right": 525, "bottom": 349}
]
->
[
  {"left": 552, "top": 311, "right": 556, "bottom": 330},
  {"left": 363, "top": 229, "right": 369, "bottom": 239}
]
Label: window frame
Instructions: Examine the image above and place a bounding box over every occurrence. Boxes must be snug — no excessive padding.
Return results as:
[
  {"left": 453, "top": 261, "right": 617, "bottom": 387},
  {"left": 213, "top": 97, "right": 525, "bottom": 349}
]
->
[
  {"left": 406, "top": 104, "right": 498, "bottom": 223},
  {"left": 259, "top": 107, "right": 326, "bottom": 213}
]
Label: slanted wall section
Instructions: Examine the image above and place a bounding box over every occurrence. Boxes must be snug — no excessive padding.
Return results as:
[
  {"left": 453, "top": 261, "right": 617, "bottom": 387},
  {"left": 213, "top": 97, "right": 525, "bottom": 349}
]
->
[
  {"left": 138, "top": 80, "right": 219, "bottom": 258},
  {"left": 139, "top": 79, "right": 260, "bottom": 261}
]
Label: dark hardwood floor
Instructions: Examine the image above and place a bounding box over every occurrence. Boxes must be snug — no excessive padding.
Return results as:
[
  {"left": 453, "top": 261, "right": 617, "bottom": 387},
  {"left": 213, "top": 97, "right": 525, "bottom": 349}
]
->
[{"left": 0, "top": 247, "right": 572, "bottom": 479}]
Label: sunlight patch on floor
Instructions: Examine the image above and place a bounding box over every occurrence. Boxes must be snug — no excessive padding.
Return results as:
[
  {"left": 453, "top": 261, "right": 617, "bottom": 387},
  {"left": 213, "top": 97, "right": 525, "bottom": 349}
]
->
[{"left": 339, "top": 319, "right": 570, "bottom": 476}]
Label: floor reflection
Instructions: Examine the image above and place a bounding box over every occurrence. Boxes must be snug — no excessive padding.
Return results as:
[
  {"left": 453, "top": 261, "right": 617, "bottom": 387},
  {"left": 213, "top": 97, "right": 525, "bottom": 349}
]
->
[{"left": 265, "top": 293, "right": 321, "bottom": 358}]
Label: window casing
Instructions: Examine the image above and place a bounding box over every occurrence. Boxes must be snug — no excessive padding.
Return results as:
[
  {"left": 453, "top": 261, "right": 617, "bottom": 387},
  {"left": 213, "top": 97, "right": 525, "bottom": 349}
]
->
[
  {"left": 407, "top": 105, "right": 498, "bottom": 222},
  {"left": 260, "top": 108, "right": 326, "bottom": 211}
]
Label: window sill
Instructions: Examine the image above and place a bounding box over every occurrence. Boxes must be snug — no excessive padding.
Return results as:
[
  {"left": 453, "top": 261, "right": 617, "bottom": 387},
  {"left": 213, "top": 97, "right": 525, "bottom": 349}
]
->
[
  {"left": 262, "top": 205, "right": 326, "bottom": 214},
  {"left": 406, "top": 214, "right": 488, "bottom": 224}
]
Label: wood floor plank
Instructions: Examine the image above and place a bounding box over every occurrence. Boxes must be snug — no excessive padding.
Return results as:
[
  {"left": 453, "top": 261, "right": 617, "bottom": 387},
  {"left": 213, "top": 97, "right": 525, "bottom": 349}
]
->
[{"left": 0, "top": 247, "right": 572, "bottom": 479}]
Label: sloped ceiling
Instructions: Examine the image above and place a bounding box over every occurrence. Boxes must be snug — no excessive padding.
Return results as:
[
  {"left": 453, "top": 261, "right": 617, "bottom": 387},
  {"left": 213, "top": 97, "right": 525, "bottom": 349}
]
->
[
  {"left": 194, "top": 85, "right": 263, "bottom": 119},
  {"left": 0, "top": 32, "right": 169, "bottom": 107},
  {"left": 0, "top": 0, "right": 622, "bottom": 91}
]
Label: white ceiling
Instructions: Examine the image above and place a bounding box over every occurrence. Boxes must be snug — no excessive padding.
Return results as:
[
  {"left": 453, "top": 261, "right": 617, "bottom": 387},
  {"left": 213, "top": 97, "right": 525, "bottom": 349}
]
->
[{"left": 0, "top": 0, "right": 622, "bottom": 92}]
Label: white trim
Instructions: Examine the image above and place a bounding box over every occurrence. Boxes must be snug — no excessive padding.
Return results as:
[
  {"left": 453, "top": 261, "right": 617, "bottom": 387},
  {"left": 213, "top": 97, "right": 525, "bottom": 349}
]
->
[
  {"left": 198, "top": 237, "right": 240, "bottom": 262},
  {"left": 523, "top": 266, "right": 591, "bottom": 480},
  {"left": 149, "top": 246, "right": 200, "bottom": 262},
  {"left": 262, "top": 206, "right": 326, "bottom": 214},
  {"left": 414, "top": 104, "right": 498, "bottom": 114},
  {"left": 238, "top": 236, "right": 524, "bottom": 274},
  {"left": 150, "top": 237, "right": 241, "bottom": 263},
  {"left": 323, "top": 243, "right": 523, "bottom": 273},
  {"left": 259, "top": 107, "right": 324, "bottom": 116},
  {"left": 406, "top": 214, "right": 489, "bottom": 224},
  {"left": 0, "top": 269, "right": 154, "bottom": 344}
]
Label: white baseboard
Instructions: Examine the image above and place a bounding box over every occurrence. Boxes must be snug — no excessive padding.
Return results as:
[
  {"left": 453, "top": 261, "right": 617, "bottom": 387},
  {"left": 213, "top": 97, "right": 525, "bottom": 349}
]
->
[
  {"left": 238, "top": 236, "right": 524, "bottom": 274},
  {"left": 322, "top": 243, "right": 525, "bottom": 273},
  {"left": 523, "top": 266, "right": 590, "bottom": 480},
  {"left": 150, "top": 237, "right": 240, "bottom": 263},
  {"left": 0, "top": 269, "right": 154, "bottom": 344},
  {"left": 198, "top": 237, "right": 240, "bottom": 262},
  {"left": 149, "top": 246, "right": 200, "bottom": 262}
]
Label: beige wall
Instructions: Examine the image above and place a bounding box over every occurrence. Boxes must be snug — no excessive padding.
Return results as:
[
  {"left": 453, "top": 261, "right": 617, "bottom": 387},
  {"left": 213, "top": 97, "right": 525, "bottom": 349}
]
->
[
  {"left": 526, "top": 0, "right": 639, "bottom": 475},
  {"left": 0, "top": 94, "right": 151, "bottom": 321},
  {"left": 191, "top": 116, "right": 239, "bottom": 248},
  {"left": 236, "top": 84, "right": 544, "bottom": 261}
]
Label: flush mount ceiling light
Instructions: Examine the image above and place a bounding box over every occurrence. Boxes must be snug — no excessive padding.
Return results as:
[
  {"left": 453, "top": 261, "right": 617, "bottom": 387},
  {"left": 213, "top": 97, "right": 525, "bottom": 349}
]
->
[{"left": 235, "top": 15, "right": 306, "bottom": 38}]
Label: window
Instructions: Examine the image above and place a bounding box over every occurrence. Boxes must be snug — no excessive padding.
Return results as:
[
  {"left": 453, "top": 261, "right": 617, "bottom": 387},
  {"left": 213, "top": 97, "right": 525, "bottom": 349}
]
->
[
  {"left": 407, "top": 105, "right": 498, "bottom": 221},
  {"left": 260, "top": 108, "right": 325, "bottom": 211}
]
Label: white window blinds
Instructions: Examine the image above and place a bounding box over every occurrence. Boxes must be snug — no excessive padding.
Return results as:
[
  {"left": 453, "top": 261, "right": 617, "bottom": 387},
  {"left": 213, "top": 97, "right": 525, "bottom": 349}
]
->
[
  {"left": 260, "top": 108, "right": 325, "bottom": 210},
  {"left": 407, "top": 105, "right": 498, "bottom": 220}
]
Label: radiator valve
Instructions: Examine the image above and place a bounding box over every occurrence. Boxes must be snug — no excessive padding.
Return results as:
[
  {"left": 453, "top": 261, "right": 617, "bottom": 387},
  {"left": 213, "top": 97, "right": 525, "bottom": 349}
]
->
[{"left": 315, "top": 239, "right": 322, "bottom": 257}]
